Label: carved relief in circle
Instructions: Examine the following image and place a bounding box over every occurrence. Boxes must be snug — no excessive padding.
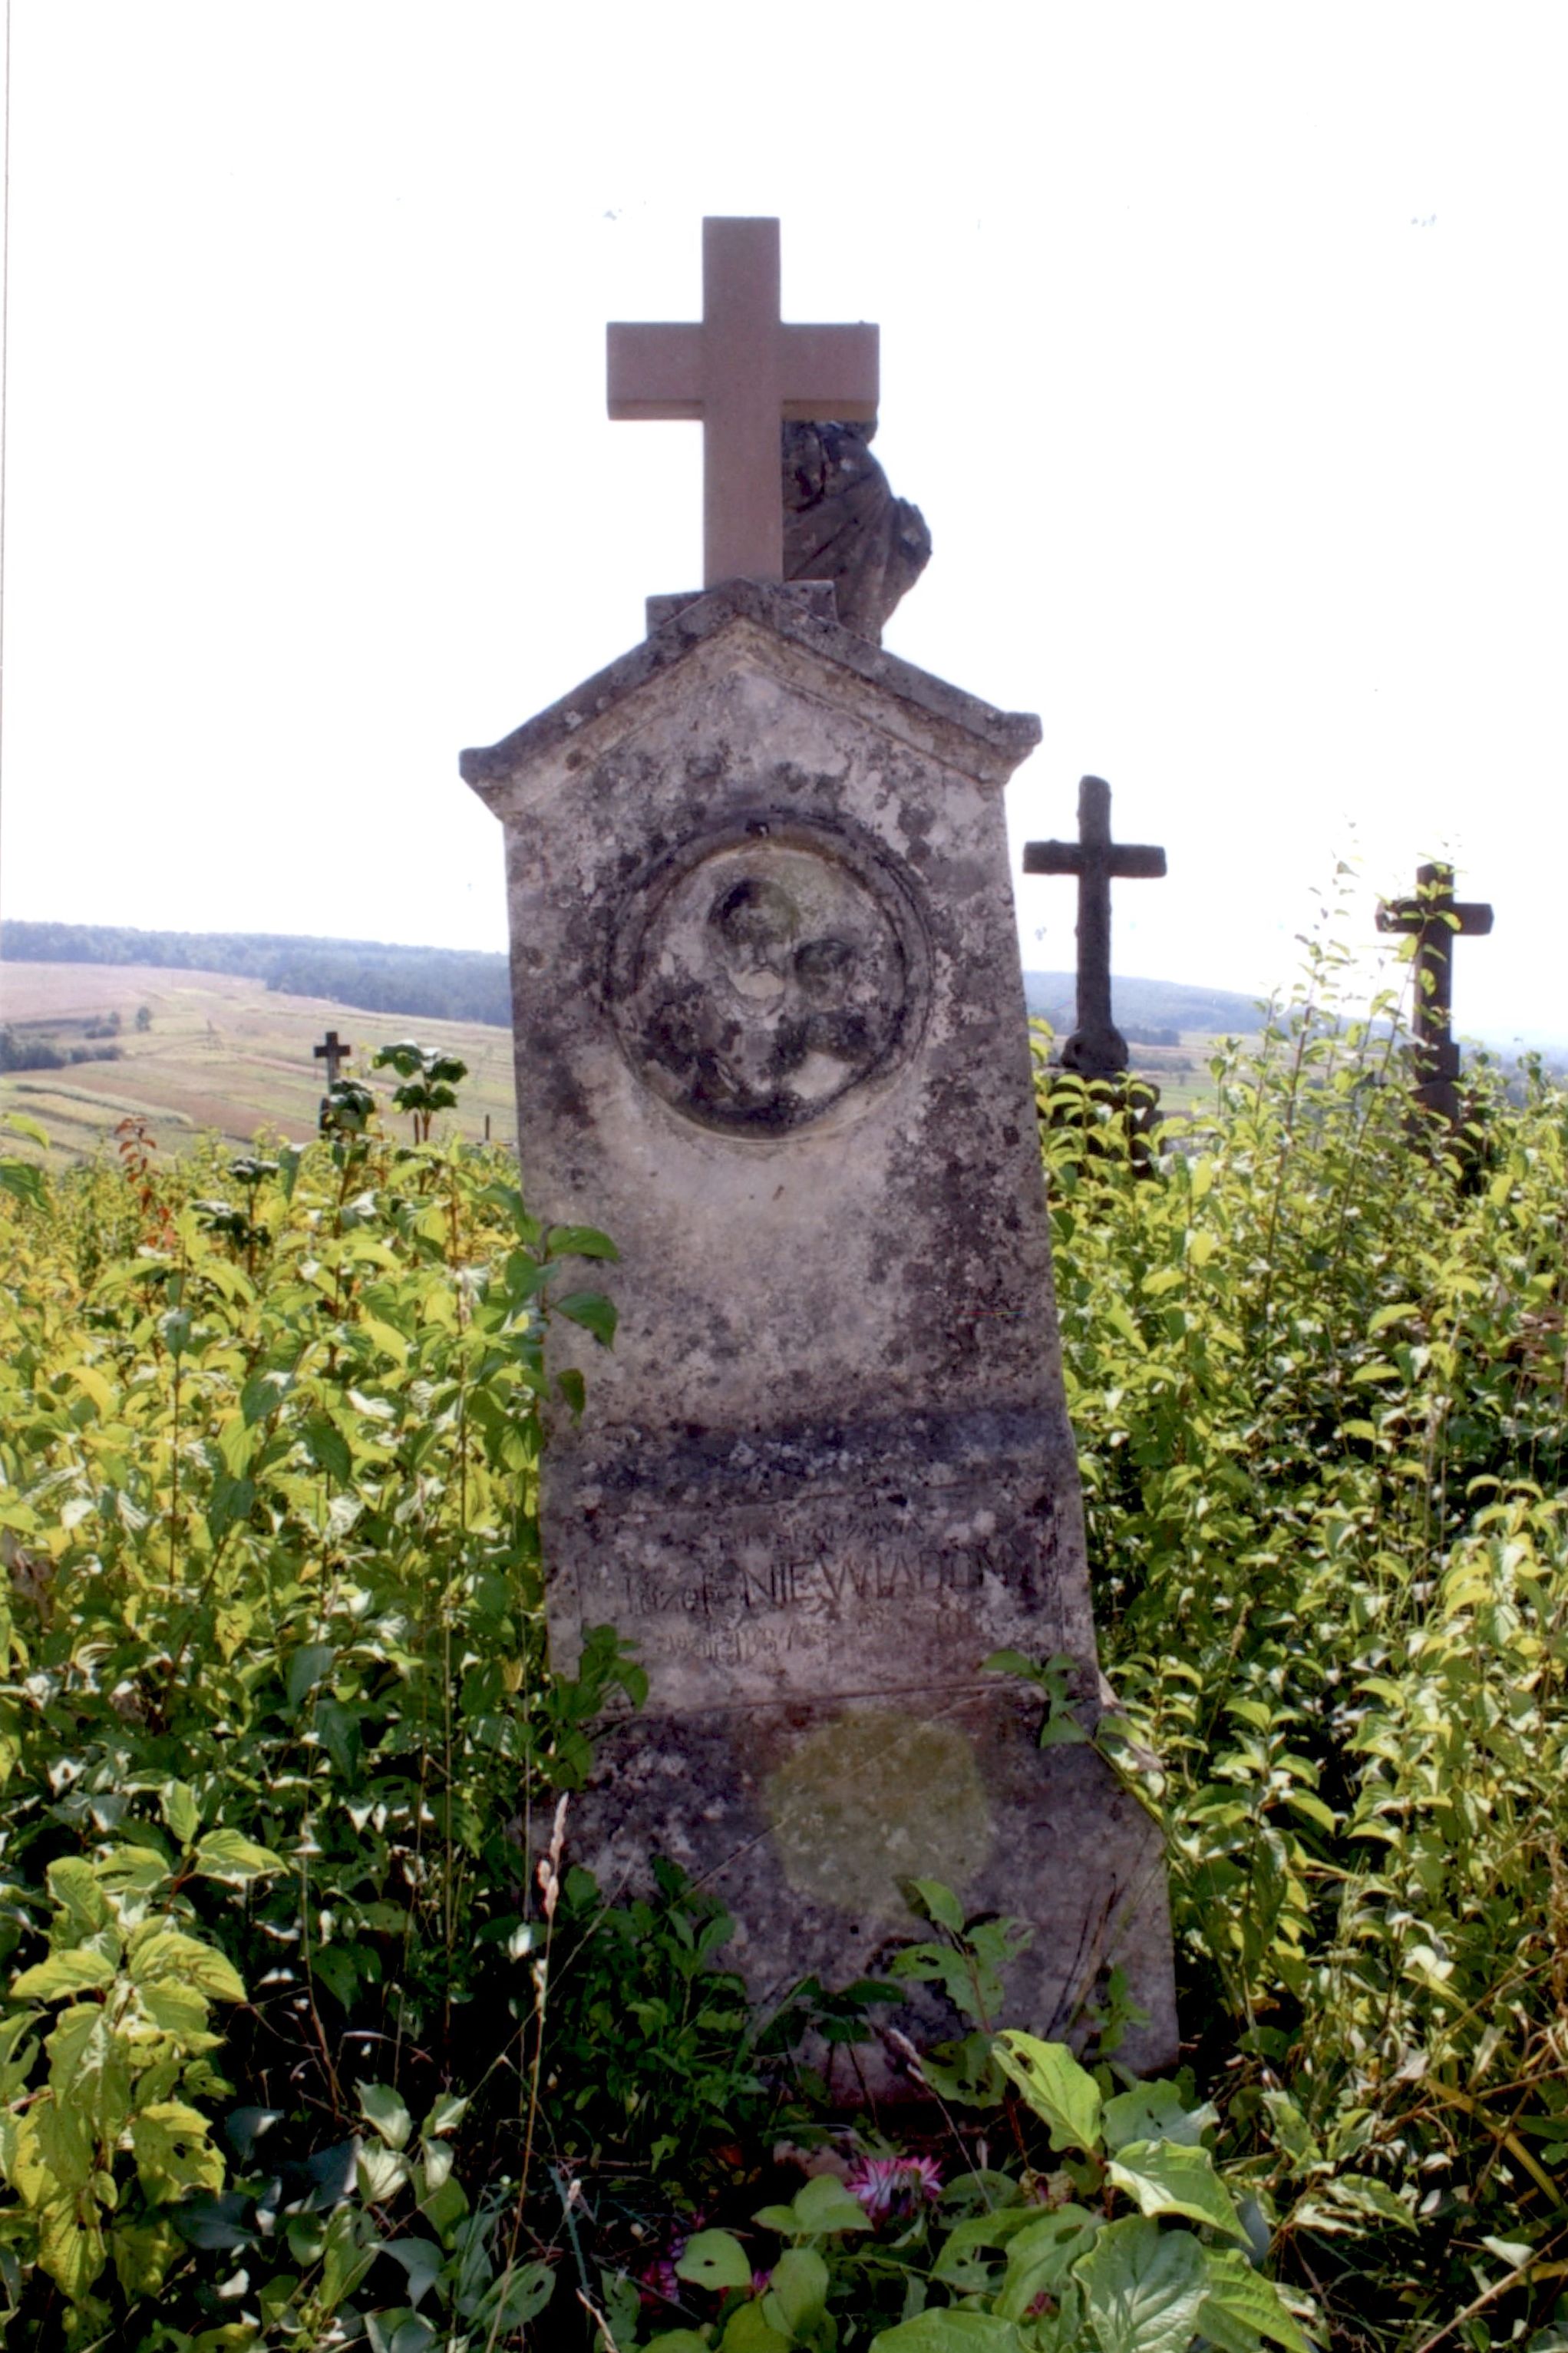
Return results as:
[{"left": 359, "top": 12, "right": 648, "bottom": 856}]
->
[{"left": 610, "top": 818, "right": 928, "bottom": 1137}]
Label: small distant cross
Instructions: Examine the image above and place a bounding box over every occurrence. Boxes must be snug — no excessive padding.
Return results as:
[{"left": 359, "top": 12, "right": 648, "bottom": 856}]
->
[
  {"left": 608, "top": 216, "right": 879, "bottom": 587},
  {"left": 1376, "top": 861, "right": 1493, "bottom": 1125},
  {"left": 1023, "top": 777, "right": 1167, "bottom": 1077},
  {"left": 313, "top": 1030, "right": 352, "bottom": 1088}
]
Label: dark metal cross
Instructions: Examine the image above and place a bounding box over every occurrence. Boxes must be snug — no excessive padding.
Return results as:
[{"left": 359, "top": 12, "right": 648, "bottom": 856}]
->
[
  {"left": 608, "top": 216, "right": 879, "bottom": 587},
  {"left": 1376, "top": 861, "right": 1493, "bottom": 1125},
  {"left": 1023, "top": 776, "right": 1167, "bottom": 1076},
  {"left": 313, "top": 1030, "right": 352, "bottom": 1088}
]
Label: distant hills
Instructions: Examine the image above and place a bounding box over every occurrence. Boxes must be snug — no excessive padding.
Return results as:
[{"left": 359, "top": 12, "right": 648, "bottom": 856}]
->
[
  {"left": 2, "top": 921, "right": 512, "bottom": 1029},
  {"left": 1024, "top": 970, "right": 1266, "bottom": 1039},
  {"left": 2, "top": 922, "right": 1273, "bottom": 1042}
]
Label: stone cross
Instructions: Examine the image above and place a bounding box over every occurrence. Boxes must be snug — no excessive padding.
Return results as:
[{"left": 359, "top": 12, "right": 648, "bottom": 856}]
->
[
  {"left": 313, "top": 1030, "right": 352, "bottom": 1087},
  {"left": 1376, "top": 861, "right": 1493, "bottom": 1125},
  {"left": 608, "top": 217, "right": 879, "bottom": 587},
  {"left": 1023, "top": 776, "right": 1167, "bottom": 1076}
]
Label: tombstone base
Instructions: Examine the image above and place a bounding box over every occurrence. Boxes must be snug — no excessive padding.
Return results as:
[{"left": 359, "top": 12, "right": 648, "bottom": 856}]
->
[{"left": 560, "top": 1684, "right": 1177, "bottom": 2089}]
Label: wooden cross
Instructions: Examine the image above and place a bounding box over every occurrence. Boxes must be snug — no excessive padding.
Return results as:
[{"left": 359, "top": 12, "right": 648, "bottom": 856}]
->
[
  {"left": 313, "top": 1030, "right": 352, "bottom": 1087},
  {"left": 1023, "top": 776, "right": 1167, "bottom": 1077},
  {"left": 1376, "top": 861, "right": 1493, "bottom": 1125},
  {"left": 608, "top": 216, "right": 879, "bottom": 587}
]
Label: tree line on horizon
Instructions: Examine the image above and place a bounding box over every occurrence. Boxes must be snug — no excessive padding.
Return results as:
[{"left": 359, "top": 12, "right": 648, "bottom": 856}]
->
[{"left": 1, "top": 920, "right": 514, "bottom": 1029}]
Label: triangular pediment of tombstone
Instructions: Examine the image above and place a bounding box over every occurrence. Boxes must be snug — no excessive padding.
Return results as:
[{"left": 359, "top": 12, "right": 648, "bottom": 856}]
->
[{"left": 460, "top": 579, "right": 1041, "bottom": 813}]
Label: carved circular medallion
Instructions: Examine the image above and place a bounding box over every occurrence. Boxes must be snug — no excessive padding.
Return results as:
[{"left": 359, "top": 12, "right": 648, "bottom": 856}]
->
[{"left": 610, "top": 817, "right": 927, "bottom": 1137}]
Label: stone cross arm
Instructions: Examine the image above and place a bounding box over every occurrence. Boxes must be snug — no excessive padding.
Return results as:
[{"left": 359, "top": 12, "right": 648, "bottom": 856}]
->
[
  {"left": 1023, "top": 838, "right": 1167, "bottom": 881},
  {"left": 608, "top": 216, "right": 879, "bottom": 588},
  {"left": 1376, "top": 871, "right": 1494, "bottom": 942}
]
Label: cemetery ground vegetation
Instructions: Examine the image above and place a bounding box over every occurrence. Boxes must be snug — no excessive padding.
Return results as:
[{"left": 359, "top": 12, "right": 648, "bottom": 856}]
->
[{"left": 0, "top": 901, "right": 1565, "bottom": 2351}]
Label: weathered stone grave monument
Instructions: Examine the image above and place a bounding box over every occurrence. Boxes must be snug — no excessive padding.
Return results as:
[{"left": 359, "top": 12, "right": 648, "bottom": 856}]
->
[
  {"left": 463, "top": 219, "right": 1175, "bottom": 2072},
  {"left": 1377, "top": 861, "right": 1494, "bottom": 1130}
]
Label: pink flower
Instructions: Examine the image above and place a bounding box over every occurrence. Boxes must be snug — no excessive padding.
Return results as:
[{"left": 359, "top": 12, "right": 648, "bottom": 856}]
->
[{"left": 843, "top": 2155, "right": 944, "bottom": 2220}]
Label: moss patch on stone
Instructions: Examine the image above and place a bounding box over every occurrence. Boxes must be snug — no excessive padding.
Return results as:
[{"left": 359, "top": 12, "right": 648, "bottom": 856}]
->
[{"left": 764, "top": 1709, "right": 993, "bottom": 1925}]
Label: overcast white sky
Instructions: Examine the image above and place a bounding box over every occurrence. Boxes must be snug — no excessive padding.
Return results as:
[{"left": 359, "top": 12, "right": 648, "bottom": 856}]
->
[{"left": 0, "top": 3, "right": 1563, "bottom": 1042}]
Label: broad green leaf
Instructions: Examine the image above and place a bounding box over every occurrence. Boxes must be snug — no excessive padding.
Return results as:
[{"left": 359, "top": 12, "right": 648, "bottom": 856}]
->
[
  {"left": 160, "top": 1780, "right": 201, "bottom": 1848},
  {"left": 995, "top": 2208, "right": 1103, "bottom": 2319},
  {"left": 676, "top": 2227, "right": 753, "bottom": 2292},
  {"left": 1106, "top": 2139, "right": 1249, "bottom": 2242},
  {"left": 359, "top": 2140, "right": 409, "bottom": 2203},
  {"left": 222, "top": 2106, "right": 282, "bottom": 2163},
  {"left": 111, "top": 2215, "right": 180, "bottom": 2298},
  {"left": 130, "top": 1930, "right": 246, "bottom": 2004},
  {"left": 870, "top": 2310, "right": 1025, "bottom": 2348},
  {"left": 0, "top": 1160, "right": 47, "bottom": 1211},
  {"left": 470, "top": 2256, "right": 555, "bottom": 2331},
  {"left": 319, "top": 2199, "right": 378, "bottom": 2309},
  {"left": 423, "top": 2092, "right": 468, "bottom": 2139},
  {"left": 44, "top": 1857, "right": 111, "bottom": 1938},
  {"left": 130, "top": 2100, "right": 225, "bottom": 2203},
  {"left": 359, "top": 2080, "right": 414, "bottom": 2151},
  {"left": 993, "top": 2031, "right": 1104, "bottom": 2156},
  {"left": 287, "top": 1642, "right": 337, "bottom": 1712},
  {"left": 140, "top": 1980, "right": 213, "bottom": 2038},
  {"left": 931, "top": 2206, "right": 1044, "bottom": 2289},
  {"left": 35, "top": 2090, "right": 96, "bottom": 2191},
  {"left": 1074, "top": 2215, "right": 1208, "bottom": 2353},
  {"left": 553, "top": 1288, "right": 618, "bottom": 1347},
  {"left": 545, "top": 1224, "right": 619, "bottom": 1262},
  {"left": 1199, "top": 2248, "right": 1311, "bottom": 2353},
  {"left": 908, "top": 1877, "right": 966, "bottom": 1932},
  {"left": 193, "top": 1828, "right": 286, "bottom": 1883},
  {"left": 37, "top": 2193, "right": 105, "bottom": 2302},
  {"left": 206, "top": 1470, "right": 256, "bottom": 1543},
  {"left": 382, "top": 2235, "right": 444, "bottom": 2308},
  {"left": 764, "top": 2246, "right": 829, "bottom": 2332},
  {"left": 10, "top": 1948, "right": 116, "bottom": 2002},
  {"left": 722, "top": 2305, "right": 791, "bottom": 2353},
  {"left": 1315, "top": 2175, "right": 1416, "bottom": 2229},
  {"left": 1102, "top": 2084, "right": 1216, "bottom": 2154},
  {"left": 754, "top": 2170, "right": 871, "bottom": 2236},
  {"left": 303, "top": 1413, "right": 353, "bottom": 1482},
  {"left": 1, "top": 1111, "right": 49, "bottom": 1148},
  {"left": 365, "top": 2312, "right": 437, "bottom": 2353}
]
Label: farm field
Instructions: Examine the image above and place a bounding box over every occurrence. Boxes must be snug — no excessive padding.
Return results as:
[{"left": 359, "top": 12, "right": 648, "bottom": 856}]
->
[{"left": 0, "top": 961, "right": 520, "bottom": 1163}]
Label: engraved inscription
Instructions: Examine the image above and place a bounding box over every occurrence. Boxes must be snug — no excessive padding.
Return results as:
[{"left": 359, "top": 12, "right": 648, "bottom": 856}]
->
[{"left": 610, "top": 819, "right": 927, "bottom": 1135}]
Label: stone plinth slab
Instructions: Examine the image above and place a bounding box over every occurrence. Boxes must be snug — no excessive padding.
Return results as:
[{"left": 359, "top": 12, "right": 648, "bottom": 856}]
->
[{"left": 463, "top": 580, "right": 1175, "bottom": 2072}]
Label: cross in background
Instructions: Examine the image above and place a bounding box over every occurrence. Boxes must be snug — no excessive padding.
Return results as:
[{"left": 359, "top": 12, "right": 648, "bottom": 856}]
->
[
  {"left": 313, "top": 1030, "right": 353, "bottom": 1088},
  {"left": 1377, "top": 861, "right": 1493, "bottom": 1127},
  {"left": 1023, "top": 776, "right": 1167, "bottom": 1077}
]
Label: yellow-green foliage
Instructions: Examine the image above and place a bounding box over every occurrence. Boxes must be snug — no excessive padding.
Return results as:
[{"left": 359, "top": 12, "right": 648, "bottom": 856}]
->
[
  {"left": 2, "top": 930, "right": 1567, "bottom": 2351},
  {"left": 0, "top": 1115, "right": 635, "bottom": 2344},
  {"left": 1041, "top": 937, "right": 1568, "bottom": 2345}
]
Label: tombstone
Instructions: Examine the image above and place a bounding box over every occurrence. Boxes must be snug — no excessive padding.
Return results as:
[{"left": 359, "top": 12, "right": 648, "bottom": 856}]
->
[
  {"left": 464, "top": 219, "right": 1175, "bottom": 2077},
  {"left": 1376, "top": 862, "right": 1493, "bottom": 1129}
]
